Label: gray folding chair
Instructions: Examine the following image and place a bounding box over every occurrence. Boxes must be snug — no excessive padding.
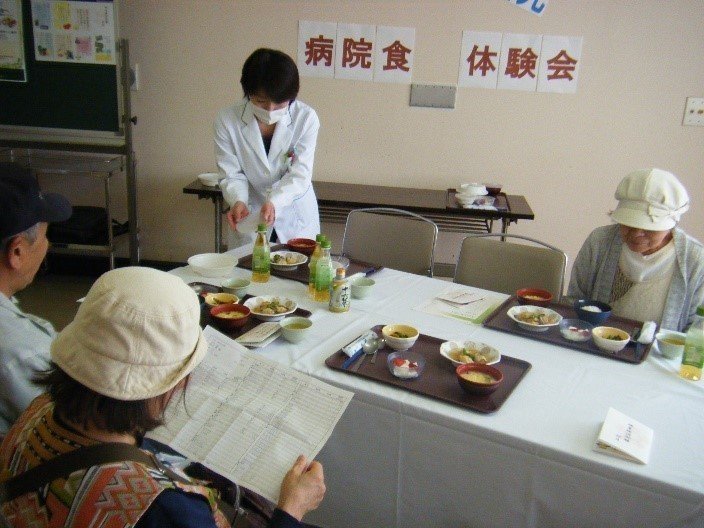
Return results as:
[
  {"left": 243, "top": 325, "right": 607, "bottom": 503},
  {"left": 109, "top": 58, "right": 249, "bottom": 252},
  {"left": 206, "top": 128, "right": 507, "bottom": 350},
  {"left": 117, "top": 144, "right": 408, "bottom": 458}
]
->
[
  {"left": 453, "top": 233, "right": 567, "bottom": 300},
  {"left": 341, "top": 207, "right": 438, "bottom": 276}
]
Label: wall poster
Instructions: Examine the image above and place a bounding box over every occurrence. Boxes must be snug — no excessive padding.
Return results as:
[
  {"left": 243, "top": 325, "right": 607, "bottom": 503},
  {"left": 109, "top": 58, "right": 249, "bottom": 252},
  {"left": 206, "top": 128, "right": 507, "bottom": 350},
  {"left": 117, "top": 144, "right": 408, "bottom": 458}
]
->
[
  {"left": 0, "top": 0, "right": 26, "bottom": 82},
  {"left": 30, "top": 0, "right": 115, "bottom": 64}
]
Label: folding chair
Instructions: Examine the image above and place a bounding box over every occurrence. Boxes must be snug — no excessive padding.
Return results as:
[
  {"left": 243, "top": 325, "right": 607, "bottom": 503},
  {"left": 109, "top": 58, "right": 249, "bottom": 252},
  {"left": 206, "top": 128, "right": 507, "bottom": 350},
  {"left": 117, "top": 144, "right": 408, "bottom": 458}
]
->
[
  {"left": 453, "top": 233, "right": 567, "bottom": 300},
  {"left": 341, "top": 207, "right": 438, "bottom": 276}
]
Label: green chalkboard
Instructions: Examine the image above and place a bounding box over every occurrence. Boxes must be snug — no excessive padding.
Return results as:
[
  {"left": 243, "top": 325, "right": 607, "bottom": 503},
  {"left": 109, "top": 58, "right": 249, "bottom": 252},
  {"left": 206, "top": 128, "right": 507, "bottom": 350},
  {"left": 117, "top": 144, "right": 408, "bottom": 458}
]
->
[{"left": 0, "top": 0, "right": 120, "bottom": 134}]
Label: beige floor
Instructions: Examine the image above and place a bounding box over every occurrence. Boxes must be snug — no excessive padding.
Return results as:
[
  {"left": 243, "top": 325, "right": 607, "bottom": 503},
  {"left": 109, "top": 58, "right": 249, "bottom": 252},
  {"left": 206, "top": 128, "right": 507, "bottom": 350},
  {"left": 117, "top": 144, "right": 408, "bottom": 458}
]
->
[{"left": 15, "top": 272, "right": 97, "bottom": 331}]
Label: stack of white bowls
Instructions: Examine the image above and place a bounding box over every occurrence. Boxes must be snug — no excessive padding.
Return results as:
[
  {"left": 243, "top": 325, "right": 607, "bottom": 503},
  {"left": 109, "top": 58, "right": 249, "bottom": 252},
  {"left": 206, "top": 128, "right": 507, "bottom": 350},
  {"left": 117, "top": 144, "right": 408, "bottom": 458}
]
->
[{"left": 456, "top": 183, "right": 487, "bottom": 207}]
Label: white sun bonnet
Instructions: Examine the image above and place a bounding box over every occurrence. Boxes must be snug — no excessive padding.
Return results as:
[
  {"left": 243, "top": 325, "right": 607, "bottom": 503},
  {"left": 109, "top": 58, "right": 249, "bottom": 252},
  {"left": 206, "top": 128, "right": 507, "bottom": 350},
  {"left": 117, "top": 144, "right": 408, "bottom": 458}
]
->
[
  {"left": 610, "top": 168, "right": 689, "bottom": 231},
  {"left": 51, "top": 267, "right": 208, "bottom": 400}
]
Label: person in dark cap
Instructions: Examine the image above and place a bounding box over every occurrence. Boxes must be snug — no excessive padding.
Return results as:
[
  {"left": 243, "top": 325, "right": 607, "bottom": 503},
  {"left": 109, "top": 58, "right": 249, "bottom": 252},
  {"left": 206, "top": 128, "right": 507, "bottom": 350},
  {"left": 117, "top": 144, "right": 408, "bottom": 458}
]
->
[{"left": 0, "top": 162, "right": 72, "bottom": 436}]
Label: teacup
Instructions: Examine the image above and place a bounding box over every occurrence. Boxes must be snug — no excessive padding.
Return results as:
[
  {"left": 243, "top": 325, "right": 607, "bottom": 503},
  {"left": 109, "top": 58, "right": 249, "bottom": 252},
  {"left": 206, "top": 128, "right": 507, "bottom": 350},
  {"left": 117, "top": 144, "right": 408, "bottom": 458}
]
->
[
  {"left": 351, "top": 277, "right": 375, "bottom": 299},
  {"left": 655, "top": 330, "right": 686, "bottom": 359},
  {"left": 222, "top": 277, "right": 250, "bottom": 298}
]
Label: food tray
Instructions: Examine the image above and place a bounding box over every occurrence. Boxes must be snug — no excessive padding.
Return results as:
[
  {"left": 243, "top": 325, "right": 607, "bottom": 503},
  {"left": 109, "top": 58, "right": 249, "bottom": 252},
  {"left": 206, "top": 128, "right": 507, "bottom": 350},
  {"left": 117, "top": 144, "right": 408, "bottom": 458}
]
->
[
  {"left": 325, "top": 325, "right": 531, "bottom": 414},
  {"left": 446, "top": 189, "right": 509, "bottom": 212},
  {"left": 238, "top": 244, "right": 383, "bottom": 285},
  {"left": 200, "top": 293, "right": 311, "bottom": 339},
  {"left": 483, "top": 297, "right": 655, "bottom": 364}
]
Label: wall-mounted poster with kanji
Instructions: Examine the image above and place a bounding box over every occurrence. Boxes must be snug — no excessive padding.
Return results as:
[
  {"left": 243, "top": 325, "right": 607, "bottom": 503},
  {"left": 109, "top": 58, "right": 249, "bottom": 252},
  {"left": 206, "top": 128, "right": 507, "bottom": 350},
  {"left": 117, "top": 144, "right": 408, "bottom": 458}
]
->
[
  {"left": 30, "top": 0, "right": 115, "bottom": 64},
  {"left": 0, "top": 0, "right": 26, "bottom": 82},
  {"left": 374, "top": 26, "right": 414, "bottom": 84},
  {"left": 298, "top": 20, "right": 336, "bottom": 79}
]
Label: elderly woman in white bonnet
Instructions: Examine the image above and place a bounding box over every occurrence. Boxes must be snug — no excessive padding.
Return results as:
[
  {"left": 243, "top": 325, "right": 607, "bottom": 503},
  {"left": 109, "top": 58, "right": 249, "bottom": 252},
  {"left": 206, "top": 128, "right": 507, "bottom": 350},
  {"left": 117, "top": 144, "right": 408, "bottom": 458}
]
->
[{"left": 568, "top": 168, "right": 704, "bottom": 332}]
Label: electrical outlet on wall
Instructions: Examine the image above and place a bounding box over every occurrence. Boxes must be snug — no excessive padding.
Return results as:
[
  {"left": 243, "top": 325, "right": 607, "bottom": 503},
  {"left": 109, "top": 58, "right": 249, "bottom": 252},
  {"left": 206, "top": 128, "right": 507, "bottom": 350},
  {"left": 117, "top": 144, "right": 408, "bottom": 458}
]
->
[{"left": 682, "top": 97, "right": 704, "bottom": 126}]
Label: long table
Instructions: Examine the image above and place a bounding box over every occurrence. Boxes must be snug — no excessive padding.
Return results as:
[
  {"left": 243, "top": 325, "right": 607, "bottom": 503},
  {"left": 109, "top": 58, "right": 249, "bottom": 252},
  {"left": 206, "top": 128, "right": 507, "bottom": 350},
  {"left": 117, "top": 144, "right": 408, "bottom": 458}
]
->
[
  {"left": 170, "top": 256, "right": 703, "bottom": 528},
  {"left": 182, "top": 180, "right": 534, "bottom": 252}
]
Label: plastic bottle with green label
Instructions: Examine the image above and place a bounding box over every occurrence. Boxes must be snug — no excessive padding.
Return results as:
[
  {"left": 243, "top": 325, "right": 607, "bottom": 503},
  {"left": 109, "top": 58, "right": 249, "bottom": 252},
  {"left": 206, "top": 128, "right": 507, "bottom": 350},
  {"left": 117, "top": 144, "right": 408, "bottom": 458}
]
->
[
  {"left": 308, "top": 234, "right": 323, "bottom": 297},
  {"left": 251, "top": 224, "right": 270, "bottom": 283},
  {"left": 680, "top": 305, "right": 704, "bottom": 381},
  {"left": 314, "top": 239, "right": 333, "bottom": 303}
]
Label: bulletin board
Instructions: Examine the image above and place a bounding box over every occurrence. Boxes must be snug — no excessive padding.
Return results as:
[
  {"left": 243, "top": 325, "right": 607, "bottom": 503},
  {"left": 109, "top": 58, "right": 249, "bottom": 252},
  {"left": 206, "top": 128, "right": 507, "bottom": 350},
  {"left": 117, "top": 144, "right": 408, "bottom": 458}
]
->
[{"left": 0, "top": 0, "right": 121, "bottom": 138}]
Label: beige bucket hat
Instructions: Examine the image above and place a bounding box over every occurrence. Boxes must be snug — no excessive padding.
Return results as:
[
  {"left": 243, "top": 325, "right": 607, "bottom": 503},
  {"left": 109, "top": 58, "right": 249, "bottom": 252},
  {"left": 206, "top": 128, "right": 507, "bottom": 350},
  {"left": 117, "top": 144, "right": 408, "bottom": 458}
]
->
[
  {"left": 610, "top": 168, "right": 689, "bottom": 231},
  {"left": 51, "top": 266, "right": 208, "bottom": 400}
]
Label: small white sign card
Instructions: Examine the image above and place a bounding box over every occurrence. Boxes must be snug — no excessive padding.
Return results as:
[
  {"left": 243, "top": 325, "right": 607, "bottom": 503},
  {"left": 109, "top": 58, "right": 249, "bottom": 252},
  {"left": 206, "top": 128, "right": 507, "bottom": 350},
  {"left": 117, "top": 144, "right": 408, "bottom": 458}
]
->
[{"left": 593, "top": 407, "right": 654, "bottom": 465}]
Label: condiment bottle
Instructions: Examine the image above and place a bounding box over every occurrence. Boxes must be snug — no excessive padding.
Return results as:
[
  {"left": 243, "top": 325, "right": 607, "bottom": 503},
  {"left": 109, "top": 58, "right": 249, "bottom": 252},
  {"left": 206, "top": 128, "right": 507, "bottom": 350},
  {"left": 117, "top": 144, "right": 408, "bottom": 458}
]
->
[
  {"left": 251, "top": 223, "right": 270, "bottom": 283},
  {"left": 314, "top": 238, "right": 333, "bottom": 302},
  {"left": 680, "top": 305, "right": 704, "bottom": 380},
  {"left": 308, "top": 234, "right": 323, "bottom": 297},
  {"left": 329, "top": 267, "right": 351, "bottom": 313}
]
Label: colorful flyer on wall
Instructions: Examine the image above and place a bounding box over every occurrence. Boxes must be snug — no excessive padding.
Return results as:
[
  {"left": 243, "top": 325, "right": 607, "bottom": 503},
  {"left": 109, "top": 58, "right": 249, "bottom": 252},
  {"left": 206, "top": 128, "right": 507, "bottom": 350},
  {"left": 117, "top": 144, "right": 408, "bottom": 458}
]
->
[
  {"left": 0, "top": 0, "right": 27, "bottom": 82},
  {"left": 30, "top": 0, "right": 115, "bottom": 64}
]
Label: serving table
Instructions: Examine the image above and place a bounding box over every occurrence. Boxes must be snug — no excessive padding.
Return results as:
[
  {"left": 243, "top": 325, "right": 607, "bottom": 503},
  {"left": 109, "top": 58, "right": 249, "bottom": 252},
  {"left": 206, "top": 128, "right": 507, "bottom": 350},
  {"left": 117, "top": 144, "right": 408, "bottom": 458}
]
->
[
  {"left": 169, "top": 253, "right": 704, "bottom": 528},
  {"left": 182, "top": 180, "right": 534, "bottom": 252}
]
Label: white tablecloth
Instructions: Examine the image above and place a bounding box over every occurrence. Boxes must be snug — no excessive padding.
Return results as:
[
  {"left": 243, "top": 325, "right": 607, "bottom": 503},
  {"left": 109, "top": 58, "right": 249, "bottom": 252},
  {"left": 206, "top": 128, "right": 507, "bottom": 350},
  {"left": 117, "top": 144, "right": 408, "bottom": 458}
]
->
[{"left": 171, "top": 260, "right": 704, "bottom": 528}]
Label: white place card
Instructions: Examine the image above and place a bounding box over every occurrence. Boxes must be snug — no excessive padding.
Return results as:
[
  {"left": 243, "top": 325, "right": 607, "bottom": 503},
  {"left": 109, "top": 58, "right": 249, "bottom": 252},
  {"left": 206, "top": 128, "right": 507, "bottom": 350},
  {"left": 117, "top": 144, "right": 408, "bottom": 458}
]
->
[{"left": 593, "top": 407, "right": 653, "bottom": 465}]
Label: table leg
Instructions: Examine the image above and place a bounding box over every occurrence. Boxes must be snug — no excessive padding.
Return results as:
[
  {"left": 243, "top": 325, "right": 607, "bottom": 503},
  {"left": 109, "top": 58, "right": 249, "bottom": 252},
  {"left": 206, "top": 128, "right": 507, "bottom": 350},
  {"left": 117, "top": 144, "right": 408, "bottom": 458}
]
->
[{"left": 214, "top": 196, "right": 223, "bottom": 253}]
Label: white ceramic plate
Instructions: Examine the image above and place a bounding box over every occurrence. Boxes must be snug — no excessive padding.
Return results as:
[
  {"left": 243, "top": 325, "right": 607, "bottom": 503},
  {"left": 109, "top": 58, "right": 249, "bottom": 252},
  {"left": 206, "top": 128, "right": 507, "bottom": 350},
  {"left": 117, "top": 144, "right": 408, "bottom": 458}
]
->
[
  {"left": 507, "top": 305, "right": 562, "bottom": 332},
  {"left": 440, "top": 340, "right": 501, "bottom": 366},
  {"left": 243, "top": 295, "right": 297, "bottom": 321},
  {"left": 270, "top": 251, "right": 308, "bottom": 271}
]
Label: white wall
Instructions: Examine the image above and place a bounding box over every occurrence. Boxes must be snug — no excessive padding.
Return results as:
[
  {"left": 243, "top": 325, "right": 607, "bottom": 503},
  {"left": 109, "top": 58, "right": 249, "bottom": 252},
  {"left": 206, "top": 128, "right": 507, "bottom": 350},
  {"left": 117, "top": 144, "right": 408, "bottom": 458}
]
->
[{"left": 119, "top": 0, "right": 704, "bottom": 277}]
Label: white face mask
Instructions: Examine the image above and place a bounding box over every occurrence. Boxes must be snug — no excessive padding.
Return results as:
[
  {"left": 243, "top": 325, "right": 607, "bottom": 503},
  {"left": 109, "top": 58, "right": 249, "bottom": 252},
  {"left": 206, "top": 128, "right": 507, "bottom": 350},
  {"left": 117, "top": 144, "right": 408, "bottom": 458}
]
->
[{"left": 251, "top": 104, "right": 288, "bottom": 125}]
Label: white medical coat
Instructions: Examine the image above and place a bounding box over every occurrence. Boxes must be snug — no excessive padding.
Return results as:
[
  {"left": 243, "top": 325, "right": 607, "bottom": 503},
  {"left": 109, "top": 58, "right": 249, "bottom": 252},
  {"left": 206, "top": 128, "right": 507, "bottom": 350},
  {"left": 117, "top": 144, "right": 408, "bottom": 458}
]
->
[{"left": 214, "top": 98, "right": 321, "bottom": 246}]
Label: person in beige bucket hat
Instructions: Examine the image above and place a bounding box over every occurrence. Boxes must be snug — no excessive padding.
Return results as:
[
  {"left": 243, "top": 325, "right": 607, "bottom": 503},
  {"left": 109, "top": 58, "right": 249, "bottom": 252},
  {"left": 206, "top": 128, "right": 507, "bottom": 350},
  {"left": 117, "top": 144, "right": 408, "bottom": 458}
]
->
[
  {"left": 568, "top": 169, "right": 704, "bottom": 332},
  {"left": 0, "top": 267, "right": 325, "bottom": 527}
]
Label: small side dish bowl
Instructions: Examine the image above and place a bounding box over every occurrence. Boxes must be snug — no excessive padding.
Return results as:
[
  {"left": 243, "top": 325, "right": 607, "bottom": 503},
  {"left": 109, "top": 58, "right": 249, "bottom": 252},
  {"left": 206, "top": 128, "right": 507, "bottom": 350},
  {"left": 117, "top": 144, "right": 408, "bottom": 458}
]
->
[
  {"left": 655, "top": 330, "right": 686, "bottom": 359},
  {"left": 210, "top": 303, "right": 250, "bottom": 330},
  {"left": 592, "top": 326, "right": 630, "bottom": 353},
  {"left": 244, "top": 295, "right": 297, "bottom": 322},
  {"left": 387, "top": 351, "right": 425, "bottom": 380},
  {"left": 280, "top": 317, "right": 313, "bottom": 343},
  {"left": 203, "top": 292, "right": 239, "bottom": 307},
  {"left": 350, "top": 277, "right": 375, "bottom": 299},
  {"left": 516, "top": 288, "right": 553, "bottom": 307},
  {"left": 559, "top": 318, "right": 594, "bottom": 342},
  {"left": 221, "top": 277, "right": 250, "bottom": 298},
  {"left": 382, "top": 324, "right": 420, "bottom": 350},
  {"left": 440, "top": 340, "right": 501, "bottom": 366},
  {"left": 459, "top": 183, "right": 487, "bottom": 196},
  {"left": 506, "top": 305, "right": 562, "bottom": 332},
  {"left": 285, "top": 238, "right": 317, "bottom": 256},
  {"left": 188, "top": 253, "right": 237, "bottom": 277},
  {"left": 573, "top": 299, "right": 612, "bottom": 325},
  {"left": 197, "top": 172, "right": 220, "bottom": 187},
  {"left": 456, "top": 363, "right": 503, "bottom": 395},
  {"left": 270, "top": 251, "right": 308, "bottom": 271}
]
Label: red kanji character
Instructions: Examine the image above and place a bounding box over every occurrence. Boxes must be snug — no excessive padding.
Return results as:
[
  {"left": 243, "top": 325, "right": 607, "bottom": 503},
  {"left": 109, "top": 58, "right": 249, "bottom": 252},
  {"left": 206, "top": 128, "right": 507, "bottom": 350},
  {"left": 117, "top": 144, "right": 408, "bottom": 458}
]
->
[
  {"left": 305, "top": 35, "right": 334, "bottom": 66},
  {"left": 467, "top": 44, "right": 498, "bottom": 77},
  {"left": 382, "top": 40, "right": 411, "bottom": 71},
  {"left": 504, "top": 47, "right": 538, "bottom": 78},
  {"left": 546, "top": 50, "right": 577, "bottom": 81},
  {"left": 342, "top": 37, "right": 372, "bottom": 69}
]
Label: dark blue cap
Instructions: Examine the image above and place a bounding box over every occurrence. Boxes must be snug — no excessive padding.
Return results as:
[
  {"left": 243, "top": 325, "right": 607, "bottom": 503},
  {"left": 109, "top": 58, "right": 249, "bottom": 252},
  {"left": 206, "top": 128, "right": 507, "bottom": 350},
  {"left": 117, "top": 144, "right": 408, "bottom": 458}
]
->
[{"left": 0, "top": 162, "right": 72, "bottom": 241}]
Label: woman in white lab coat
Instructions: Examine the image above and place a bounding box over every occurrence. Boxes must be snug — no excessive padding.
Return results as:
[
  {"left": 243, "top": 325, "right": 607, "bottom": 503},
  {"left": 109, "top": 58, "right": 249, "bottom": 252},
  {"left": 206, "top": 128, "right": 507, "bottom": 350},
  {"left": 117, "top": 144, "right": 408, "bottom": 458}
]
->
[{"left": 215, "top": 48, "right": 320, "bottom": 247}]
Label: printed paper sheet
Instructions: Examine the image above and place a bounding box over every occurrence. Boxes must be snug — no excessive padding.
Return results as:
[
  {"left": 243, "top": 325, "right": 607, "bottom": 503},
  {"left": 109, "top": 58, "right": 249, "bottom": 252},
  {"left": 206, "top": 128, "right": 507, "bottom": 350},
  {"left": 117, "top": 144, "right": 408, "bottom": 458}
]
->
[{"left": 148, "top": 326, "right": 354, "bottom": 502}]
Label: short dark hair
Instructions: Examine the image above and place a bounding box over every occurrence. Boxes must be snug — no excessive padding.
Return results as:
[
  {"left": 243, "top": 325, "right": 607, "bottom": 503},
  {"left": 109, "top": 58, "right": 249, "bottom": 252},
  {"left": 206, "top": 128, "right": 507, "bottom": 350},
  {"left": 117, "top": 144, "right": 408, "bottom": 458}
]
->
[
  {"left": 35, "top": 363, "right": 187, "bottom": 436},
  {"left": 240, "top": 48, "right": 299, "bottom": 103}
]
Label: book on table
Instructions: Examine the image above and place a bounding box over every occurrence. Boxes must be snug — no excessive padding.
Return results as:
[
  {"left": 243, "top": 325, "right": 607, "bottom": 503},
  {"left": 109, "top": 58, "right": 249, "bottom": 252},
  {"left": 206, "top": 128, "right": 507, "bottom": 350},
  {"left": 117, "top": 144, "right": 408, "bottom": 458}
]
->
[{"left": 593, "top": 407, "right": 653, "bottom": 465}]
